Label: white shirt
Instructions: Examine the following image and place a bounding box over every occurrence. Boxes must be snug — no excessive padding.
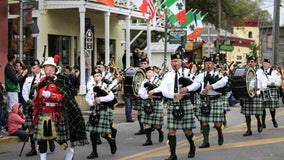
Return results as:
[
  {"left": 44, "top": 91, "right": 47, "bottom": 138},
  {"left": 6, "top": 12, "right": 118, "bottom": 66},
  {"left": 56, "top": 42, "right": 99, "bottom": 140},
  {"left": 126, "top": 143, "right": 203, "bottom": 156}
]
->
[
  {"left": 85, "top": 82, "right": 114, "bottom": 107},
  {"left": 22, "top": 73, "right": 43, "bottom": 102}
]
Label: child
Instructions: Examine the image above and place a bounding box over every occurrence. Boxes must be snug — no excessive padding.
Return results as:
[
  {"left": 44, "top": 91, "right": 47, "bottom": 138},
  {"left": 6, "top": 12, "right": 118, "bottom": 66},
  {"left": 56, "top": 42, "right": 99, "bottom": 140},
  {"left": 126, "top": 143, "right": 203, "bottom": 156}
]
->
[{"left": 7, "top": 103, "right": 27, "bottom": 139}]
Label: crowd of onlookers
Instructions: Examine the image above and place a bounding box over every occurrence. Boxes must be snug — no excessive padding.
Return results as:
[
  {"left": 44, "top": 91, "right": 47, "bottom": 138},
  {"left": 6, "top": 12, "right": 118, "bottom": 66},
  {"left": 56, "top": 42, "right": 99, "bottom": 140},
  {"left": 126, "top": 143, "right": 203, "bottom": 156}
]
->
[{"left": 0, "top": 53, "right": 80, "bottom": 139}]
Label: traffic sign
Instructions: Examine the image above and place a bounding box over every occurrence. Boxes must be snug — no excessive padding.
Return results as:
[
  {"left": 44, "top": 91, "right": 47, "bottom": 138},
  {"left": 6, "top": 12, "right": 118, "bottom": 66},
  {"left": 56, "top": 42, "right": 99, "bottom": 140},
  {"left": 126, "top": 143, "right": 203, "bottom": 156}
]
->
[
  {"left": 85, "top": 29, "right": 93, "bottom": 50},
  {"left": 169, "top": 30, "right": 187, "bottom": 45}
]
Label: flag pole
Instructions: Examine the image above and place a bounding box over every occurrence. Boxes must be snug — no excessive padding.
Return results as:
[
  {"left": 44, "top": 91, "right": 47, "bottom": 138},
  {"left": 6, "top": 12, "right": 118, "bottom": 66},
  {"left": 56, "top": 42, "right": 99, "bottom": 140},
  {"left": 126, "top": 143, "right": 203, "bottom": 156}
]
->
[{"left": 164, "top": 8, "right": 168, "bottom": 63}]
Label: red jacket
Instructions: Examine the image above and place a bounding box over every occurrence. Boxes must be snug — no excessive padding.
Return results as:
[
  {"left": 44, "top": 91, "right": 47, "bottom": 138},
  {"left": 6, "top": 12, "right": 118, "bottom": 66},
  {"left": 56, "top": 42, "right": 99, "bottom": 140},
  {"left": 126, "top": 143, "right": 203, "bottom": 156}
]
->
[{"left": 7, "top": 103, "right": 25, "bottom": 135}]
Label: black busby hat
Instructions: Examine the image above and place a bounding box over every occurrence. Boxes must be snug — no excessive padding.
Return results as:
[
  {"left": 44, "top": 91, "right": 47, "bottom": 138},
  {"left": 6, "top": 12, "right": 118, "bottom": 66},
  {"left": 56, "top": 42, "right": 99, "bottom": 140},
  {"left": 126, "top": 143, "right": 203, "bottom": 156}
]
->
[
  {"left": 145, "top": 66, "right": 154, "bottom": 72},
  {"left": 93, "top": 69, "right": 102, "bottom": 75},
  {"left": 171, "top": 52, "right": 181, "bottom": 60},
  {"left": 263, "top": 58, "right": 270, "bottom": 63},
  {"left": 204, "top": 57, "right": 213, "bottom": 63},
  {"left": 140, "top": 57, "right": 149, "bottom": 63},
  {"left": 247, "top": 56, "right": 256, "bottom": 61},
  {"left": 30, "top": 59, "right": 40, "bottom": 67},
  {"left": 96, "top": 60, "right": 105, "bottom": 67}
]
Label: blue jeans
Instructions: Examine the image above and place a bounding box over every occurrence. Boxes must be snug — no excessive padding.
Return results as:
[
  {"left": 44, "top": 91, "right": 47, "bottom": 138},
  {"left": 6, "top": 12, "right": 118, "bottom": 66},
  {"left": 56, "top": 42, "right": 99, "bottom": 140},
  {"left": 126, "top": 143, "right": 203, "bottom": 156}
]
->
[
  {"left": 11, "top": 129, "right": 28, "bottom": 139},
  {"left": 123, "top": 95, "right": 133, "bottom": 121}
]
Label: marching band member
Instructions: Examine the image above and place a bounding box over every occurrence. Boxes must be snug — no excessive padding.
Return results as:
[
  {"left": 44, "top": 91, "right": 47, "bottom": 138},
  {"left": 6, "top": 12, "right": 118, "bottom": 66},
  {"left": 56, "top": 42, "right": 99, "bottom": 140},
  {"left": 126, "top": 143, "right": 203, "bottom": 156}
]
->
[
  {"left": 32, "top": 57, "right": 88, "bottom": 160},
  {"left": 22, "top": 59, "right": 55, "bottom": 156},
  {"left": 133, "top": 58, "right": 150, "bottom": 135},
  {"left": 241, "top": 56, "right": 268, "bottom": 136},
  {"left": 150, "top": 52, "right": 196, "bottom": 160},
  {"left": 85, "top": 69, "right": 117, "bottom": 159},
  {"left": 261, "top": 58, "right": 281, "bottom": 128},
  {"left": 187, "top": 57, "right": 227, "bottom": 148},
  {"left": 138, "top": 66, "right": 164, "bottom": 146}
]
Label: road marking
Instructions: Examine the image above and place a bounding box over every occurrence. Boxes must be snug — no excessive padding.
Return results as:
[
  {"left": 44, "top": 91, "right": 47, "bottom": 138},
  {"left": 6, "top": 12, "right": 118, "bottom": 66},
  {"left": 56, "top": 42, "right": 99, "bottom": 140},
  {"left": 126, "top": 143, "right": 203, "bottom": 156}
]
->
[{"left": 117, "top": 109, "right": 284, "bottom": 160}]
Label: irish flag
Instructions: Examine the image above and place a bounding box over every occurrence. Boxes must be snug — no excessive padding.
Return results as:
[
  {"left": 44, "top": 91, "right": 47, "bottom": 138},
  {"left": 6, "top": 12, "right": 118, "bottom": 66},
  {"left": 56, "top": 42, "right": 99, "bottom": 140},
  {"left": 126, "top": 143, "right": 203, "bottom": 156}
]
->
[
  {"left": 97, "top": 0, "right": 115, "bottom": 7},
  {"left": 132, "top": 0, "right": 148, "bottom": 16},
  {"left": 181, "top": 12, "right": 204, "bottom": 41},
  {"left": 164, "top": 0, "right": 186, "bottom": 23}
]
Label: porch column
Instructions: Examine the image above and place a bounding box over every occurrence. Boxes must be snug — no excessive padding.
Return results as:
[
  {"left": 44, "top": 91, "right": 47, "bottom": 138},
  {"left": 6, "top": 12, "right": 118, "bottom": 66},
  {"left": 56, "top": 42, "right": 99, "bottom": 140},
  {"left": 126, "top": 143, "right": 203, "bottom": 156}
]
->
[
  {"left": 104, "top": 11, "right": 110, "bottom": 65},
  {"left": 146, "top": 22, "right": 151, "bottom": 65},
  {"left": 79, "top": 5, "right": 86, "bottom": 94},
  {"left": 125, "top": 15, "right": 131, "bottom": 68}
]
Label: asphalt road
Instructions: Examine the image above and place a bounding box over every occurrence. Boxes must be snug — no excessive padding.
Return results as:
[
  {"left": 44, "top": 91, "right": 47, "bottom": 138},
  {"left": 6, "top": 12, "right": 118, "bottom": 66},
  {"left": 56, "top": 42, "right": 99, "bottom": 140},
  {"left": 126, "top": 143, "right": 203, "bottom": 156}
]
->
[{"left": 1, "top": 105, "right": 284, "bottom": 160}]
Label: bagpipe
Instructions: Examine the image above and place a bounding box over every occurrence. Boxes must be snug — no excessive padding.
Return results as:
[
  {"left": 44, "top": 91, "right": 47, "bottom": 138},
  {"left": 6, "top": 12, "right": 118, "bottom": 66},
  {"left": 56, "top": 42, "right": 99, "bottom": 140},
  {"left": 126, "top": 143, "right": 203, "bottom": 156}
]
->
[
  {"left": 178, "top": 77, "right": 201, "bottom": 93},
  {"left": 204, "top": 73, "right": 231, "bottom": 94},
  {"left": 93, "top": 86, "right": 118, "bottom": 109},
  {"left": 143, "top": 82, "right": 163, "bottom": 97}
]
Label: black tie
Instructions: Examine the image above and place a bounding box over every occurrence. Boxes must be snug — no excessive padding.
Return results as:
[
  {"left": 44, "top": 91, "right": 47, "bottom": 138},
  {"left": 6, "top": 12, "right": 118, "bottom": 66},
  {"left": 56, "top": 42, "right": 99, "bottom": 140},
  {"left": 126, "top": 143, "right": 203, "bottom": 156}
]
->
[
  {"left": 29, "top": 75, "right": 36, "bottom": 99},
  {"left": 174, "top": 71, "right": 178, "bottom": 93}
]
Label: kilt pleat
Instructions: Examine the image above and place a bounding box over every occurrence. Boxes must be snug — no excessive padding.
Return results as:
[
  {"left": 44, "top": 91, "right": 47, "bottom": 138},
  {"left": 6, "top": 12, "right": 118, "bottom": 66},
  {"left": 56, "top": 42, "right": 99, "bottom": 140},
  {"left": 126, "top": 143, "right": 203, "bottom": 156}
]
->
[
  {"left": 133, "top": 98, "right": 142, "bottom": 111},
  {"left": 197, "top": 96, "right": 225, "bottom": 123},
  {"left": 262, "top": 87, "right": 279, "bottom": 109},
  {"left": 241, "top": 96, "right": 263, "bottom": 115},
  {"left": 167, "top": 99, "right": 196, "bottom": 130},
  {"left": 141, "top": 99, "right": 164, "bottom": 125},
  {"left": 33, "top": 112, "right": 70, "bottom": 142},
  {"left": 86, "top": 108, "right": 112, "bottom": 134},
  {"left": 23, "top": 105, "right": 33, "bottom": 128}
]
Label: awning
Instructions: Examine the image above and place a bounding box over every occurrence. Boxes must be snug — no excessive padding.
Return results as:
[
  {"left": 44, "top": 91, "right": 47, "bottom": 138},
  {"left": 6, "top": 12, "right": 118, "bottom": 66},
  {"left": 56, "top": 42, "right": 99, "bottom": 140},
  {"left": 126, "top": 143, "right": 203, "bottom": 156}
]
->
[{"left": 145, "top": 42, "right": 181, "bottom": 53}]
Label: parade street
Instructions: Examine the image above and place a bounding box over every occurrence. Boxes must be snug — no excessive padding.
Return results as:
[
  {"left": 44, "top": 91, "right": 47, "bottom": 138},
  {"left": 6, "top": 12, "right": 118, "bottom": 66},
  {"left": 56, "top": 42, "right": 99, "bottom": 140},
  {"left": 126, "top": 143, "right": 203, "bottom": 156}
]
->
[{"left": 1, "top": 105, "right": 284, "bottom": 160}]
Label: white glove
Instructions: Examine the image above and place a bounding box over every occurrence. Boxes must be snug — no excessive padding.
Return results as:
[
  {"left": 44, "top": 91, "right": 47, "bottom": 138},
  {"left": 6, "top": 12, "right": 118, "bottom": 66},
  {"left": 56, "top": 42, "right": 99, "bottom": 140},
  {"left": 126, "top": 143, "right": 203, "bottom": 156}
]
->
[{"left": 42, "top": 91, "right": 51, "bottom": 98}]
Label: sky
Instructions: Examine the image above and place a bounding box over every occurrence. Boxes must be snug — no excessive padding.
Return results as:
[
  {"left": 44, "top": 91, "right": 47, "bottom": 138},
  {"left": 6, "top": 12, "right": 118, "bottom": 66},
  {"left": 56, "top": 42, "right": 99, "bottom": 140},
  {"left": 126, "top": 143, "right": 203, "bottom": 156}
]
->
[{"left": 260, "top": 0, "right": 284, "bottom": 26}]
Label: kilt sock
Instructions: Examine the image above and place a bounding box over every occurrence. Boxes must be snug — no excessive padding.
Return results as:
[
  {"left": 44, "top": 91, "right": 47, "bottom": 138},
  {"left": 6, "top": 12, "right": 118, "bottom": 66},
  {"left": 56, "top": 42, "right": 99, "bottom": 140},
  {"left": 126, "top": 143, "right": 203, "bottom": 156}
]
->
[
  {"left": 202, "top": 125, "right": 210, "bottom": 143},
  {"left": 186, "top": 133, "right": 195, "bottom": 157},
  {"left": 38, "top": 140, "right": 48, "bottom": 153},
  {"left": 262, "top": 110, "right": 266, "bottom": 127},
  {"left": 245, "top": 116, "right": 251, "bottom": 131},
  {"left": 168, "top": 135, "right": 176, "bottom": 156},
  {"left": 90, "top": 132, "right": 98, "bottom": 153},
  {"left": 270, "top": 109, "right": 276, "bottom": 121},
  {"left": 145, "top": 128, "right": 152, "bottom": 141},
  {"left": 138, "top": 115, "right": 144, "bottom": 131}
]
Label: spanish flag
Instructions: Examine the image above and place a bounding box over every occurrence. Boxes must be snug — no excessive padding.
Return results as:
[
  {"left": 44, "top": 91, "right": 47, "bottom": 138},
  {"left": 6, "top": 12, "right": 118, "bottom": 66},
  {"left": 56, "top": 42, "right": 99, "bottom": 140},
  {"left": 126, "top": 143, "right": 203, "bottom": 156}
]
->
[{"left": 97, "top": 0, "right": 115, "bottom": 7}]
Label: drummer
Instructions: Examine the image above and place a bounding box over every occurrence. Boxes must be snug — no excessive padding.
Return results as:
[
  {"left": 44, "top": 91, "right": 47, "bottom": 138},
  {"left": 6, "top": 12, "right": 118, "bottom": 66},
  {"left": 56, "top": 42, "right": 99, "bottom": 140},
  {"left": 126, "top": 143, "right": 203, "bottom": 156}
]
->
[
  {"left": 240, "top": 56, "right": 268, "bottom": 136},
  {"left": 261, "top": 58, "right": 281, "bottom": 128}
]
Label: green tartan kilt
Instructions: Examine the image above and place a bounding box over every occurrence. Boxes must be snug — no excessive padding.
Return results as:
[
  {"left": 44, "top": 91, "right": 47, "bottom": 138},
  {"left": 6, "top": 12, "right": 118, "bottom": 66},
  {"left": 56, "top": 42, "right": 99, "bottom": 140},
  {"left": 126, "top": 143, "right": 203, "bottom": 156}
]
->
[
  {"left": 132, "top": 98, "right": 142, "bottom": 111},
  {"left": 33, "top": 112, "right": 70, "bottom": 142},
  {"left": 23, "top": 105, "right": 33, "bottom": 128},
  {"left": 222, "top": 95, "right": 231, "bottom": 111},
  {"left": 262, "top": 87, "right": 279, "bottom": 109},
  {"left": 197, "top": 96, "right": 225, "bottom": 123},
  {"left": 240, "top": 95, "right": 263, "bottom": 115},
  {"left": 141, "top": 99, "right": 164, "bottom": 126},
  {"left": 86, "top": 108, "right": 112, "bottom": 134},
  {"left": 167, "top": 99, "right": 196, "bottom": 130}
]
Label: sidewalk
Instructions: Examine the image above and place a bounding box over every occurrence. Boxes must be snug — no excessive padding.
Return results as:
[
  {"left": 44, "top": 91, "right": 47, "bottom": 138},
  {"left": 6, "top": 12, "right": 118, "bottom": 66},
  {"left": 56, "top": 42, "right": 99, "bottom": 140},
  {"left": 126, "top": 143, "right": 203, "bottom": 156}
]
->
[{"left": 0, "top": 105, "right": 129, "bottom": 145}]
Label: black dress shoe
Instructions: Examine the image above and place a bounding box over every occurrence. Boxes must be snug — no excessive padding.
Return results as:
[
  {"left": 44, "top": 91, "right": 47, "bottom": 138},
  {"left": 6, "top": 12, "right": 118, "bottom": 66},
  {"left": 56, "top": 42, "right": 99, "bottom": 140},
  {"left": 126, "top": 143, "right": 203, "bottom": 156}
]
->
[
  {"left": 243, "top": 130, "right": 252, "bottom": 136},
  {"left": 97, "top": 139, "right": 102, "bottom": 144},
  {"left": 143, "top": 140, "right": 153, "bottom": 146},
  {"left": 26, "top": 149, "right": 37, "bottom": 157},
  {"left": 126, "top": 119, "right": 134, "bottom": 122},
  {"left": 87, "top": 151, "right": 98, "bottom": 159},
  {"left": 272, "top": 120, "right": 278, "bottom": 128},
  {"left": 49, "top": 140, "right": 55, "bottom": 152},
  {"left": 134, "top": 129, "right": 145, "bottom": 135},
  {"left": 188, "top": 145, "right": 196, "bottom": 158},
  {"left": 165, "top": 154, "right": 177, "bottom": 160},
  {"left": 159, "top": 131, "right": 164, "bottom": 143},
  {"left": 109, "top": 139, "right": 117, "bottom": 154},
  {"left": 199, "top": 142, "right": 210, "bottom": 148}
]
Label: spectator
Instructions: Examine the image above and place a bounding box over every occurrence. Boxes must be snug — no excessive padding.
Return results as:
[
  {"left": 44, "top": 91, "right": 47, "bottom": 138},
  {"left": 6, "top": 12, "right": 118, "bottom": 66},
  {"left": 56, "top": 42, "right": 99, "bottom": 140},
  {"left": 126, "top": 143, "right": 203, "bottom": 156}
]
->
[
  {"left": 64, "top": 65, "right": 80, "bottom": 89},
  {"left": 132, "top": 46, "right": 141, "bottom": 67},
  {"left": 15, "top": 60, "right": 28, "bottom": 110},
  {"left": 7, "top": 103, "right": 27, "bottom": 139},
  {"left": 5, "top": 53, "right": 28, "bottom": 112},
  {"left": 0, "top": 82, "right": 5, "bottom": 138}
]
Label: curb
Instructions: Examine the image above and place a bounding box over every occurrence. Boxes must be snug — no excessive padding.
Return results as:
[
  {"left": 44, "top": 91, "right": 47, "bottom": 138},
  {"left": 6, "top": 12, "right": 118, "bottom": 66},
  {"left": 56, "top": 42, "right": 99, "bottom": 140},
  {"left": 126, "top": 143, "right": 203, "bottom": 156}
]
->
[{"left": 0, "top": 136, "right": 22, "bottom": 145}]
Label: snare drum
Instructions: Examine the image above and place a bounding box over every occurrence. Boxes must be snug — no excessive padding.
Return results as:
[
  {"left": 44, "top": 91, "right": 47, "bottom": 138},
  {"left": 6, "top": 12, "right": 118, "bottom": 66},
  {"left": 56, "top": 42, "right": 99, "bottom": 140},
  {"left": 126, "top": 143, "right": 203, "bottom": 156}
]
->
[{"left": 230, "top": 66, "right": 257, "bottom": 98}]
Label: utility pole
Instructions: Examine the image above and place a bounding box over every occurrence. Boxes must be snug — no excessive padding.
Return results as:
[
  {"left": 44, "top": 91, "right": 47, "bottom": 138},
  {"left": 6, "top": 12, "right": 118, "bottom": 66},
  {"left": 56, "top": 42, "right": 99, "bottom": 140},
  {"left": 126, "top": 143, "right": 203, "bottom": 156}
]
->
[
  {"left": 272, "top": 0, "right": 280, "bottom": 65},
  {"left": 215, "top": 0, "right": 221, "bottom": 64}
]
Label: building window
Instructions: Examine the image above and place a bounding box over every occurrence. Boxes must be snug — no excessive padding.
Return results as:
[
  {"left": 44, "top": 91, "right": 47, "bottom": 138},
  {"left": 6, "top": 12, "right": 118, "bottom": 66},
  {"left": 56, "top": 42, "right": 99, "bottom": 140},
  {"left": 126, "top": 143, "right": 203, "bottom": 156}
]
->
[
  {"left": 48, "top": 35, "right": 71, "bottom": 65},
  {"left": 248, "top": 31, "right": 252, "bottom": 38},
  {"left": 237, "top": 56, "right": 242, "bottom": 60}
]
